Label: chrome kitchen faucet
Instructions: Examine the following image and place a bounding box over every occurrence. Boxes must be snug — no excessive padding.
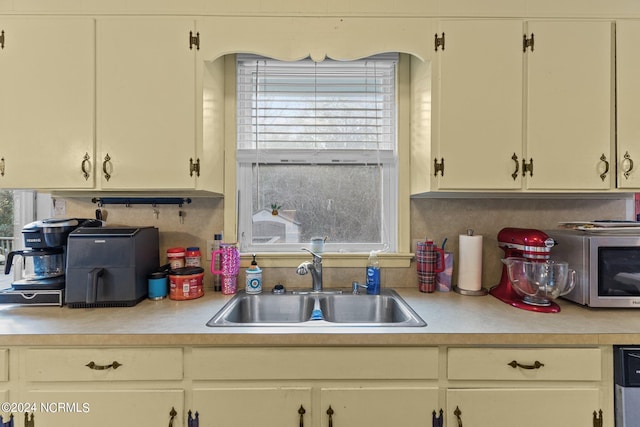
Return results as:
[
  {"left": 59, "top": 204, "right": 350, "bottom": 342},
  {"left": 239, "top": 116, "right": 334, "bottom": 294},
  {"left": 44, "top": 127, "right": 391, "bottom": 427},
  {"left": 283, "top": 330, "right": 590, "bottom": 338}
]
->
[{"left": 296, "top": 248, "right": 323, "bottom": 292}]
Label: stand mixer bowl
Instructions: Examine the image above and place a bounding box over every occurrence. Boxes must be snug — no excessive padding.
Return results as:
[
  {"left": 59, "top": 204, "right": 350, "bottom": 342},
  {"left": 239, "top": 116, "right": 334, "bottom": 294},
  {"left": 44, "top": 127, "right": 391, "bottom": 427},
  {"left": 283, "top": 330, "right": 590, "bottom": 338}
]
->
[{"left": 502, "top": 258, "right": 576, "bottom": 306}]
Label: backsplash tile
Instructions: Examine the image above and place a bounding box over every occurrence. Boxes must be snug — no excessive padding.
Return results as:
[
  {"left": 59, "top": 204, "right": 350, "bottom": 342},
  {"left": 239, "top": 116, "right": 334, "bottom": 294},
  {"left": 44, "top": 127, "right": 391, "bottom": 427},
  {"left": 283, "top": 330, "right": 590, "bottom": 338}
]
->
[{"left": 63, "top": 196, "right": 628, "bottom": 291}]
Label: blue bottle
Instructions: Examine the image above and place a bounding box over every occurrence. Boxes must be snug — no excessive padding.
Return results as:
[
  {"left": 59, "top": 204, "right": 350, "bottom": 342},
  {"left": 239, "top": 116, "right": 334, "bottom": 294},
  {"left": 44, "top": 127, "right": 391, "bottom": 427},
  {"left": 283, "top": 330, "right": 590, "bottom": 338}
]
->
[{"left": 366, "top": 250, "right": 381, "bottom": 295}]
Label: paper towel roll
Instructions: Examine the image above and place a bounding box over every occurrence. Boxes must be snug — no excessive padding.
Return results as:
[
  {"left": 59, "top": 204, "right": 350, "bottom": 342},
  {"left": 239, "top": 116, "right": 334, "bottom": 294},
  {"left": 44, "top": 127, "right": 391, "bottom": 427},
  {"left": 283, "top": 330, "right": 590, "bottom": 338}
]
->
[{"left": 457, "top": 234, "right": 483, "bottom": 291}]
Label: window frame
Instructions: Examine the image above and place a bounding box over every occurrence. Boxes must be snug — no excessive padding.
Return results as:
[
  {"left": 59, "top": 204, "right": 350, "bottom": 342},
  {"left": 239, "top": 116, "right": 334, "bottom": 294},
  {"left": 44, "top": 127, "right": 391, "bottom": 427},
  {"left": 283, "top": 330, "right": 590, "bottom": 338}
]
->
[
  {"left": 235, "top": 54, "right": 399, "bottom": 254},
  {"left": 222, "top": 53, "right": 415, "bottom": 266}
]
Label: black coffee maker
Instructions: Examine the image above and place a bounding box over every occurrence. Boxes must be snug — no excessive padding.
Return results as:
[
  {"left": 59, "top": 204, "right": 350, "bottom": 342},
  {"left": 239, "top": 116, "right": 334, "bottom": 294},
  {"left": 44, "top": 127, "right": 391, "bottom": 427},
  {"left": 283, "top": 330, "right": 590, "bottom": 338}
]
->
[{"left": 4, "top": 218, "right": 101, "bottom": 290}]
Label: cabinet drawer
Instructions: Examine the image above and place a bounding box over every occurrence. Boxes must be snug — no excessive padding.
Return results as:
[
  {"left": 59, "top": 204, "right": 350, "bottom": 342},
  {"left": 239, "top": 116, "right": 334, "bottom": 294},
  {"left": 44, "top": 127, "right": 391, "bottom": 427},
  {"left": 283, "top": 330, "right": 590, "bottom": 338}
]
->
[
  {"left": 25, "top": 348, "right": 183, "bottom": 382},
  {"left": 0, "top": 349, "right": 7, "bottom": 382},
  {"left": 191, "top": 347, "right": 438, "bottom": 380},
  {"left": 448, "top": 347, "right": 601, "bottom": 381}
]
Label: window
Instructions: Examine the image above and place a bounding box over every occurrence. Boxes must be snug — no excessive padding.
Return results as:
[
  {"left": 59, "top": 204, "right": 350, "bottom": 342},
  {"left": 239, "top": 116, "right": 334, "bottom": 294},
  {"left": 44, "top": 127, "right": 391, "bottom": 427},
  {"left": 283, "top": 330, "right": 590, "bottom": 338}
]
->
[
  {"left": 0, "top": 190, "right": 52, "bottom": 287},
  {"left": 236, "top": 54, "right": 398, "bottom": 253}
]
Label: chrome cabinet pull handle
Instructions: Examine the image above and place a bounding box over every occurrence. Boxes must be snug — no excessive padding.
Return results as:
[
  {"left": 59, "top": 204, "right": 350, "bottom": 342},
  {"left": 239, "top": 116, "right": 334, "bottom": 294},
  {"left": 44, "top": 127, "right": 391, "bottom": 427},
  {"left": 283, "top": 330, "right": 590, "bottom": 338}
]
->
[
  {"left": 85, "top": 361, "right": 122, "bottom": 370},
  {"left": 102, "top": 153, "right": 112, "bottom": 181},
  {"left": 454, "top": 406, "right": 463, "bottom": 427},
  {"left": 326, "top": 406, "right": 334, "bottom": 427},
  {"left": 168, "top": 407, "right": 177, "bottom": 427},
  {"left": 508, "top": 360, "right": 544, "bottom": 370},
  {"left": 600, "top": 153, "right": 609, "bottom": 181},
  {"left": 298, "top": 405, "right": 306, "bottom": 427},
  {"left": 81, "top": 153, "right": 91, "bottom": 180},
  {"left": 0, "top": 157, "right": 4, "bottom": 177},
  {"left": 623, "top": 151, "right": 635, "bottom": 179},
  {"left": 511, "top": 153, "right": 519, "bottom": 180}
]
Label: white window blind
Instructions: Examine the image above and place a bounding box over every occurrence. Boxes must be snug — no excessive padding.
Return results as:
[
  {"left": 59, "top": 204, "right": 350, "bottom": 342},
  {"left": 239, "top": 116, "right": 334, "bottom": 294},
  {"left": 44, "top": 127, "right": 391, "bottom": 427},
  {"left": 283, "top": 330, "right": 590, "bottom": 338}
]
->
[{"left": 237, "top": 54, "right": 397, "bottom": 151}]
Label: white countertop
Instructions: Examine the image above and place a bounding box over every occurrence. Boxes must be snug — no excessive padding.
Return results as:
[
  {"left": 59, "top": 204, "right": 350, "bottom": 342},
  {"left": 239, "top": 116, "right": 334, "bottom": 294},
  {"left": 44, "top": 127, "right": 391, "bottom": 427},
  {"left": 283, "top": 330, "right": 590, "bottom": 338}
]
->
[{"left": 0, "top": 288, "right": 638, "bottom": 346}]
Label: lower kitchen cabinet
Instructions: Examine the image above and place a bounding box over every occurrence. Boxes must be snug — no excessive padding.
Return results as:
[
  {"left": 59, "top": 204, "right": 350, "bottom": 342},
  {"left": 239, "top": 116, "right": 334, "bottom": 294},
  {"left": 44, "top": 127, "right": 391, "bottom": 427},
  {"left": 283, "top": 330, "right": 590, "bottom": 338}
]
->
[
  {"left": 192, "top": 387, "right": 312, "bottom": 427},
  {"left": 447, "top": 388, "right": 600, "bottom": 427},
  {"left": 192, "top": 386, "right": 437, "bottom": 427},
  {"left": 446, "top": 347, "right": 610, "bottom": 427},
  {"left": 21, "top": 347, "right": 185, "bottom": 427},
  {"left": 0, "top": 345, "right": 614, "bottom": 427},
  {"left": 189, "top": 347, "right": 440, "bottom": 427},
  {"left": 24, "top": 389, "right": 184, "bottom": 427},
  {"left": 320, "top": 386, "right": 437, "bottom": 427}
]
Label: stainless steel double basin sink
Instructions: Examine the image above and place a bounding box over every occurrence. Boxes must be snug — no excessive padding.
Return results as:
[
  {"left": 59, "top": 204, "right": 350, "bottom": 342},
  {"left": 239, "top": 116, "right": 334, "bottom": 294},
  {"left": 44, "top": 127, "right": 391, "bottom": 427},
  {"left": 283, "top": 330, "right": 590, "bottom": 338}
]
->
[{"left": 206, "top": 288, "right": 426, "bottom": 327}]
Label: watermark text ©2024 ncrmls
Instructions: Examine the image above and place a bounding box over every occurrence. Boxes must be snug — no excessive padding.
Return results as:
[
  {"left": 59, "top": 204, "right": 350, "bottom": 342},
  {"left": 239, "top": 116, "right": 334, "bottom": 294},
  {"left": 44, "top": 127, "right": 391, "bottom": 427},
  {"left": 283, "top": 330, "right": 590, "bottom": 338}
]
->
[{"left": 1, "top": 401, "right": 90, "bottom": 414}]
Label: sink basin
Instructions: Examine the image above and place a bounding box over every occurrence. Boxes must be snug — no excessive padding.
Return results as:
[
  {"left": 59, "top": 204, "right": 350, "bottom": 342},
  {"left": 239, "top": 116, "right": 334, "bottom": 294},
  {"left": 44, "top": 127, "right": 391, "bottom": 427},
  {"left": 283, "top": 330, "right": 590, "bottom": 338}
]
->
[
  {"left": 206, "top": 289, "right": 426, "bottom": 327},
  {"left": 318, "top": 293, "right": 424, "bottom": 325},
  {"left": 207, "top": 293, "right": 315, "bottom": 325}
]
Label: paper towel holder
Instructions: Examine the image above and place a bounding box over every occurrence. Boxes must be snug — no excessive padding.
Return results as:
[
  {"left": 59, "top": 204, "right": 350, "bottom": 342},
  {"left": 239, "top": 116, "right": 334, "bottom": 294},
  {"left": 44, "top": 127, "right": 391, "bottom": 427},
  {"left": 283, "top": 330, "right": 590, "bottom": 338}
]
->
[
  {"left": 453, "top": 228, "right": 488, "bottom": 296},
  {"left": 453, "top": 285, "right": 488, "bottom": 296}
]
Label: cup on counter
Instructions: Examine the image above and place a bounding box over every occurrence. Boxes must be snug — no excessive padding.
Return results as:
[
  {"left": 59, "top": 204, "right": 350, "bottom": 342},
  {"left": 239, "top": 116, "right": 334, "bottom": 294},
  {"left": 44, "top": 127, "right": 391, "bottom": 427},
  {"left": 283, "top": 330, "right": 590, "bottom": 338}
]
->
[
  {"left": 148, "top": 271, "right": 168, "bottom": 300},
  {"left": 416, "top": 240, "right": 446, "bottom": 293}
]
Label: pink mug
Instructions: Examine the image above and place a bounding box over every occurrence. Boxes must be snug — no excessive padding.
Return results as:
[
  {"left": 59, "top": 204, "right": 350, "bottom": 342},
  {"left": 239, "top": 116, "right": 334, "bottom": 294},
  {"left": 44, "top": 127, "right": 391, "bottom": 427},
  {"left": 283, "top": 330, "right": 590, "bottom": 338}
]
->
[{"left": 210, "top": 243, "right": 240, "bottom": 276}]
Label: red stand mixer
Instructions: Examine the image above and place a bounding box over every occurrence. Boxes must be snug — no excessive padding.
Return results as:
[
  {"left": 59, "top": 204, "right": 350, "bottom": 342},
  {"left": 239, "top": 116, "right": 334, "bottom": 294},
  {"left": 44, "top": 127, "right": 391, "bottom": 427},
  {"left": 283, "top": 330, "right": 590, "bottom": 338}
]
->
[{"left": 490, "top": 227, "right": 559, "bottom": 313}]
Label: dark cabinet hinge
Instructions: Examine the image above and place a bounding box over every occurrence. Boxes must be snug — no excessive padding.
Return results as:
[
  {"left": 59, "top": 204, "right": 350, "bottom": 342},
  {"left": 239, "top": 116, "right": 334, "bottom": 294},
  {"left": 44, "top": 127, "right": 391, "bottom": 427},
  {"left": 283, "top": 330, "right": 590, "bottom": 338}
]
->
[
  {"left": 434, "top": 158, "right": 444, "bottom": 177},
  {"left": 189, "top": 31, "right": 200, "bottom": 50},
  {"left": 523, "top": 33, "right": 534, "bottom": 52},
  {"left": 0, "top": 30, "right": 5, "bottom": 49},
  {"left": 434, "top": 32, "right": 445, "bottom": 51},
  {"left": 522, "top": 158, "right": 534, "bottom": 177},
  {"left": 190, "top": 158, "right": 200, "bottom": 177},
  {"left": 593, "top": 409, "right": 603, "bottom": 427}
]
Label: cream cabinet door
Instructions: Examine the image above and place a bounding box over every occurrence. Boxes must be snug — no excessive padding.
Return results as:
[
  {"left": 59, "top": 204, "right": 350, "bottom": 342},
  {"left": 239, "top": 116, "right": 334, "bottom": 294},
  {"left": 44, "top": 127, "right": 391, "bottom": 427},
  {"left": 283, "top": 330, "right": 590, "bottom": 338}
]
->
[
  {"left": 525, "top": 20, "right": 613, "bottom": 190},
  {"left": 447, "top": 388, "right": 600, "bottom": 427},
  {"left": 96, "top": 17, "right": 197, "bottom": 190},
  {"left": 192, "top": 387, "right": 312, "bottom": 427},
  {"left": 320, "top": 387, "right": 438, "bottom": 427},
  {"left": 25, "top": 389, "right": 183, "bottom": 427},
  {"left": 0, "top": 17, "right": 95, "bottom": 189},
  {"left": 435, "top": 20, "right": 523, "bottom": 190},
  {"left": 616, "top": 20, "right": 640, "bottom": 189}
]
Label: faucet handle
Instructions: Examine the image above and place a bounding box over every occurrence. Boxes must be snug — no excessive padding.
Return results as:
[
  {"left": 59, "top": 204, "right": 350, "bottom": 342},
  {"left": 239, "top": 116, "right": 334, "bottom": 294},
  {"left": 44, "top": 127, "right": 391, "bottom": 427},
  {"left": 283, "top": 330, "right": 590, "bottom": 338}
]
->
[
  {"left": 302, "top": 247, "right": 322, "bottom": 261},
  {"left": 352, "top": 281, "right": 368, "bottom": 294}
]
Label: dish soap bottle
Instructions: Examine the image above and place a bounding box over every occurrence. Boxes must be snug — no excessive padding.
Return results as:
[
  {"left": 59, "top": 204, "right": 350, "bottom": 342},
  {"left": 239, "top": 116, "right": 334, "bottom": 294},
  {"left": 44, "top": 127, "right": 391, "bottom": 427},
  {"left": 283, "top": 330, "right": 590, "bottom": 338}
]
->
[
  {"left": 366, "top": 250, "right": 381, "bottom": 295},
  {"left": 245, "top": 254, "right": 262, "bottom": 294}
]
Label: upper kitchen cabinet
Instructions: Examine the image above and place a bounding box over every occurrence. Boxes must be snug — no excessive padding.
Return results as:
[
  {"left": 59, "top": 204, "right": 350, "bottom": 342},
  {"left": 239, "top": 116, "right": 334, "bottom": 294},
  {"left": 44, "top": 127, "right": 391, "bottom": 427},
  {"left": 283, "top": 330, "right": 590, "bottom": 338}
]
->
[
  {"left": 422, "top": 19, "right": 613, "bottom": 193},
  {"left": 432, "top": 20, "right": 523, "bottom": 191},
  {"left": 615, "top": 20, "right": 640, "bottom": 189},
  {"left": 0, "top": 17, "right": 95, "bottom": 189},
  {"left": 96, "top": 17, "right": 221, "bottom": 193},
  {"left": 524, "top": 20, "right": 613, "bottom": 191}
]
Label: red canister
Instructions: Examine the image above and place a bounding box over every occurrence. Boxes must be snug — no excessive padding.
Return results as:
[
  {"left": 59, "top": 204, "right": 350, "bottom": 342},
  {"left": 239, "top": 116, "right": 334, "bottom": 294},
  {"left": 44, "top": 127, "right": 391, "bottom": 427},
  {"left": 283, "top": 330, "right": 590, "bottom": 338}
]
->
[{"left": 169, "top": 267, "right": 204, "bottom": 300}]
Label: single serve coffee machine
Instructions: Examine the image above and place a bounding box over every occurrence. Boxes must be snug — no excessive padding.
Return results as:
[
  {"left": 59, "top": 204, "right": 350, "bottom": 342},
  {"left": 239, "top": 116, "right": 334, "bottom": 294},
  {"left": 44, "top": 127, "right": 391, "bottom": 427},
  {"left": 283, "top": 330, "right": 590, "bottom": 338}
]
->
[{"left": 1, "top": 218, "right": 101, "bottom": 305}]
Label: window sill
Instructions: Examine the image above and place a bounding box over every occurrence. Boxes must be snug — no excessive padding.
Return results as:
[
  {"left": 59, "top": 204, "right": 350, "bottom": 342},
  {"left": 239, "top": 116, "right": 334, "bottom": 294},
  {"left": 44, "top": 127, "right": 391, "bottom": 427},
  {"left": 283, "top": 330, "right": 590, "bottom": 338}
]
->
[{"left": 239, "top": 252, "right": 414, "bottom": 268}]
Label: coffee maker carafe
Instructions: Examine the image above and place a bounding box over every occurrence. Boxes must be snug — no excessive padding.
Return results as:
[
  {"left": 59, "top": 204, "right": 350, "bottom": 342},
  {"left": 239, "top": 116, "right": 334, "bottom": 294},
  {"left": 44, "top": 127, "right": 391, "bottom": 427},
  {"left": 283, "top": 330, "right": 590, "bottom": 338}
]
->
[
  {"left": 4, "top": 218, "right": 100, "bottom": 291},
  {"left": 4, "top": 247, "right": 65, "bottom": 289}
]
